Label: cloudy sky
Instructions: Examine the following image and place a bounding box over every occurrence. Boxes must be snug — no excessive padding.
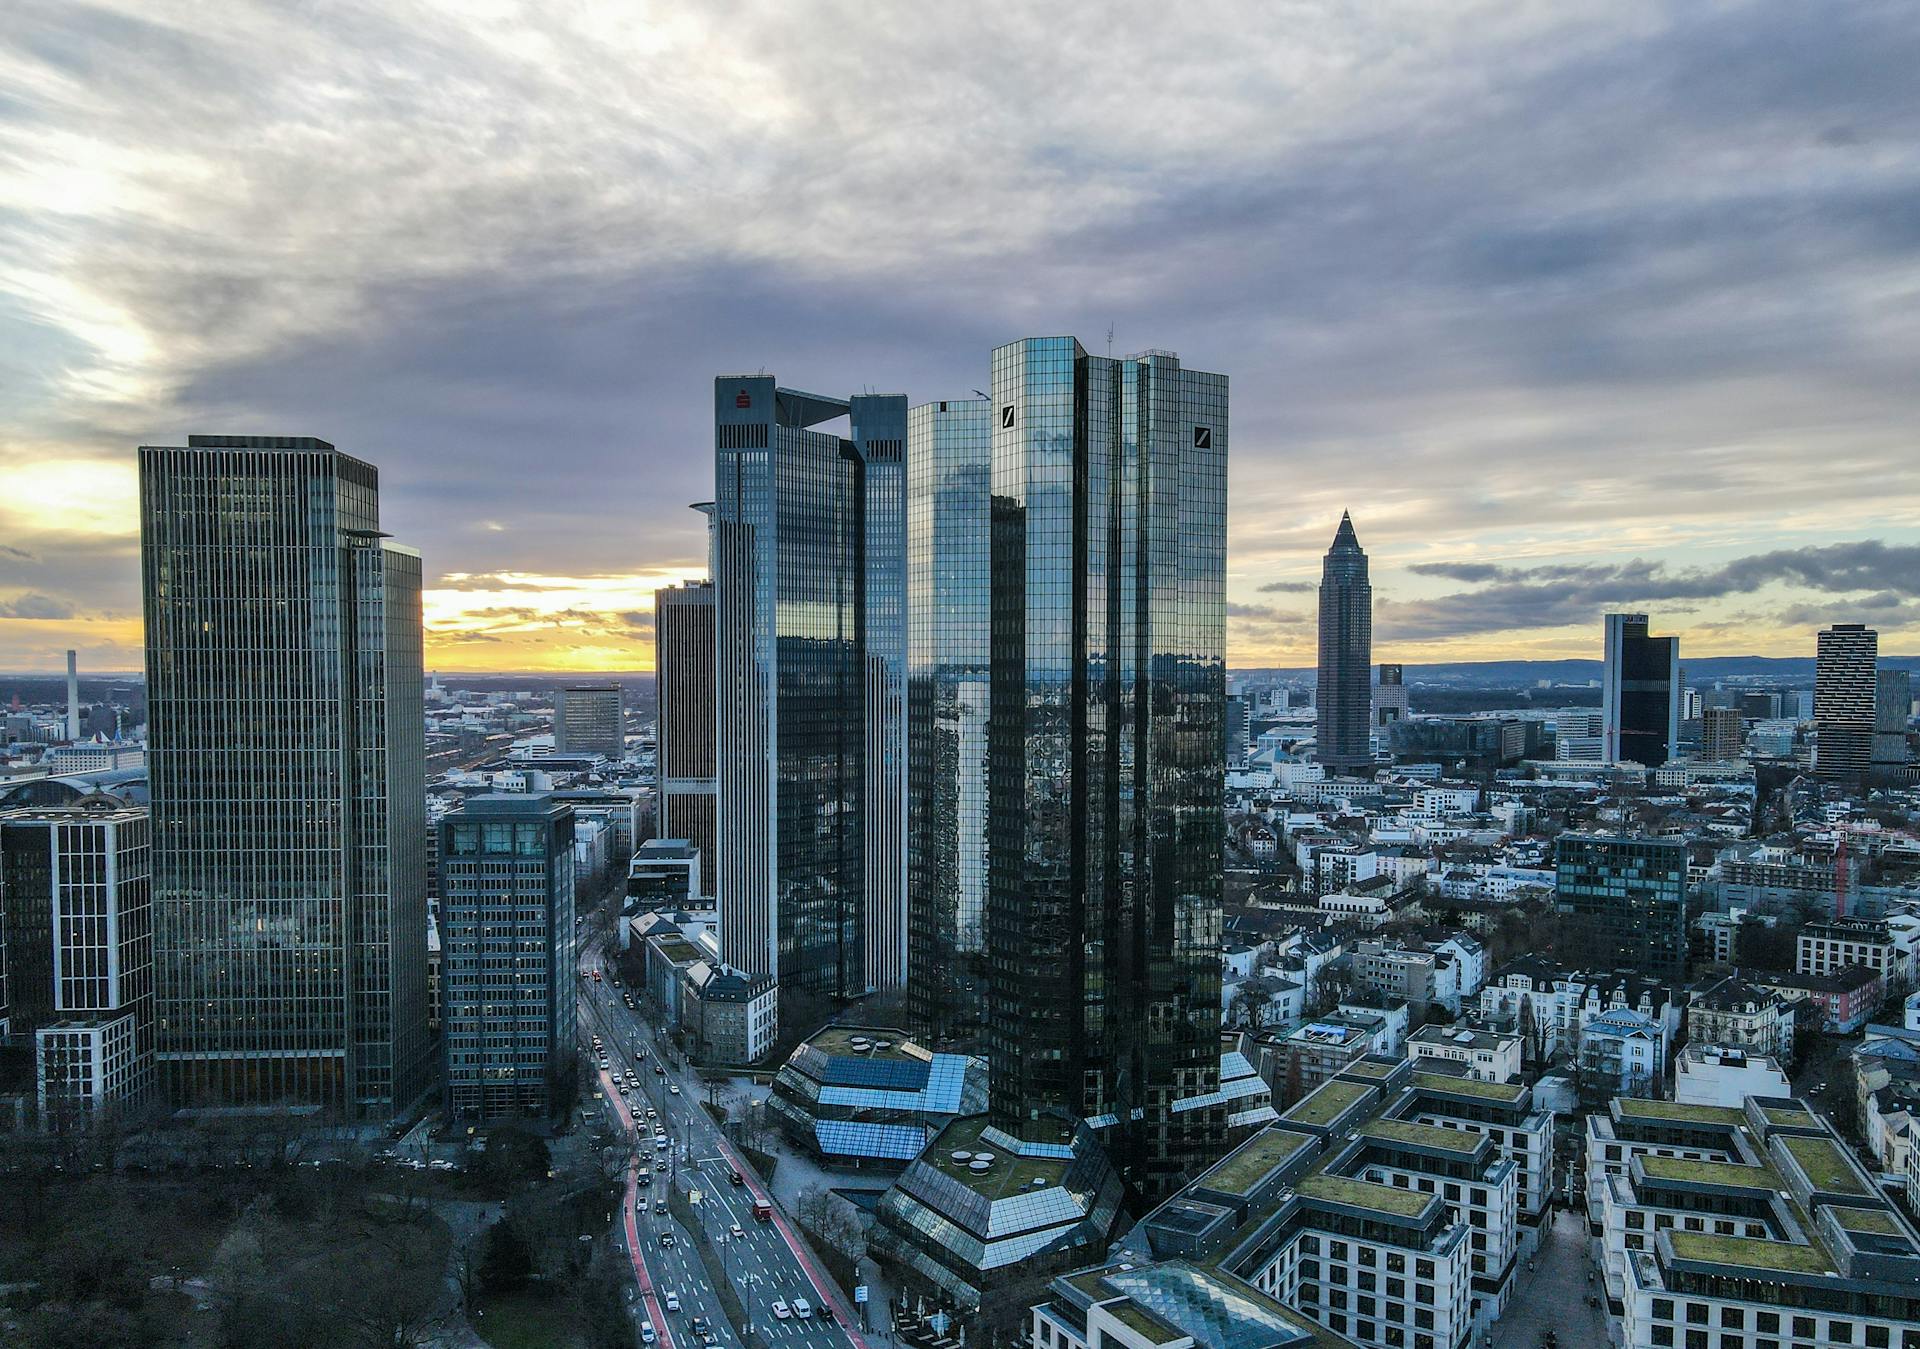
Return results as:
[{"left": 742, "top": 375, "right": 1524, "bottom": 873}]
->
[{"left": 4, "top": 0, "right": 1918, "bottom": 673}]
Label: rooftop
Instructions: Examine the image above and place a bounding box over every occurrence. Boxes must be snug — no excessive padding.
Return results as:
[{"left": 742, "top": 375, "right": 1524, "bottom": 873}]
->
[
  {"left": 1831, "top": 1206, "right": 1906, "bottom": 1236},
  {"left": 1781, "top": 1134, "right": 1870, "bottom": 1194},
  {"left": 1637, "top": 1155, "right": 1779, "bottom": 1191},
  {"left": 1282, "top": 1080, "right": 1374, "bottom": 1129},
  {"left": 1294, "top": 1173, "right": 1436, "bottom": 1219},
  {"left": 1665, "top": 1232, "right": 1832, "bottom": 1276},
  {"left": 1410, "top": 1071, "right": 1526, "bottom": 1104},
  {"left": 1360, "top": 1118, "right": 1483, "bottom": 1158},
  {"left": 1200, "top": 1130, "right": 1312, "bottom": 1196},
  {"left": 1614, "top": 1098, "right": 1746, "bottom": 1128},
  {"left": 807, "top": 1025, "right": 925, "bottom": 1063},
  {"left": 922, "top": 1116, "right": 1069, "bottom": 1200}
]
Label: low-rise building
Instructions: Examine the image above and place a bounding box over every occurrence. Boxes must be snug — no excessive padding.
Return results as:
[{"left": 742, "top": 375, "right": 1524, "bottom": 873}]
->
[
  {"left": 766, "top": 1025, "right": 986, "bottom": 1170},
  {"left": 1798, "top": 916, "right": 1917, "bottom": 988},
  {"left": 682, "top": 963, "right": 777, "bottom": 1065},
  {"left": 1407, "top": 1025, "right": 1522, "bottom": 1084},
  {"left": 1576, "top": 1008, "right": 1664, "bottom": 1104},
  {"left": 1752, "top": 965, "right": 1884, "bottom": 1035},
  {"left": 1687, "top": 972, "right": 1795, "bottom": 1061},
  {"left": 1672, "top": 1043, "right": 1792, "bottom": 1108}
]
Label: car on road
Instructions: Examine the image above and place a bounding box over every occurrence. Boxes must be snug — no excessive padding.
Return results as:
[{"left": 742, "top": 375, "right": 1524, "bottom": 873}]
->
[
  {"left": 729, "top": 1224, "right": 745, "bottom": 1239},
  {"left": 635, "top": 1049, "right": 646, "bottom": 1061},
  {"left": 640, "top": 1325, "right": 656, "bottom": 1344},
  {"left": 664, "top": 1292, "right": 680, "bottom": 1312},
  {"left": 728, "top": 1169, "right": 744, "bottom": 1186},
  {"left": 654, "top": 1065, "right": 665, "bottom": 1075},
  {"left": 771, "top": 1301, "right": 791, "bottom": 1320},
  {"left": 669, "top": 1085, "right": 681, "bottom": 1095},
  {"left": 637, "top": 1174, "right": 651, "bottom": 1188},
  {"left": 793, "top": 1298, "right": 812, "bottom": 1318},
  {"left": 646, "top": 1108, "right": 658, "bottom": 1120},
  {"left": 659, "top": 1231, "right": 674, "bottom": 1248}
]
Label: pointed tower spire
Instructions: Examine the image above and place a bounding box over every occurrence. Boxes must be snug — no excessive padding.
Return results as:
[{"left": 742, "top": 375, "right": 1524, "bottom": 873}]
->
[{"left": 1331, "top": 510, "right": 1360, "bottom": 551}]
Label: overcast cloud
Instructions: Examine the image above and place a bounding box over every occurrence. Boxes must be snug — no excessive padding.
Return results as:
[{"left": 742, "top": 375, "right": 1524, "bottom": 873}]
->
[{"left": 3, "top": 0, "right": 1918, "bottom": 670}]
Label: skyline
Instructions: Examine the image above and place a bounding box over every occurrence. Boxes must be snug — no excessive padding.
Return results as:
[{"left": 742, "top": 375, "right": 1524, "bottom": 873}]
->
[{"left": 6, "top": 2, "right": 1920, "bottom": 672}]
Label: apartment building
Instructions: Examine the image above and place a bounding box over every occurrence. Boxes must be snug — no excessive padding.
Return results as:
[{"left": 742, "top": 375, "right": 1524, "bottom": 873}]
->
[
  {"left": 1586, "top": 1094, "right": 1920, "bottom": 1349},
  {"left": 1797, "top": 917, "right": 1916, "bottom": 987},
  {"left": 1080, "top": 1057, "right": 1554, "bottom": 1349}
]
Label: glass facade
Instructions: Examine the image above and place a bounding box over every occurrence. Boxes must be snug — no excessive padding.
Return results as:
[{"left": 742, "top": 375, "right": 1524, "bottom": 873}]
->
[
  {"left": 554, "top": 684, "right": 623, "bottom": 757},
  {"left": 139, "top": 436, "right": 429, "bottom": 1119},
  {"left": 906, "top": 398, "right": 992, "bottom": 1041},
  {"left": 439, "top": 794, "right": 576, "bottom": 1121},
  {"left": 1315, "top": 513, "right": 1373, "bottom": 771},
  {"left": 712, "top": 381, "right": 907, "bottom": 999},
  {"left": 655, "top": 577, "right": 717, "bottom": 899},
  {"left": 1601, "top": 613, "right": 1680, "bottom": 767},
  {"left": 1554, "top": 834, "right": 1688, "bottom": 980},
  {"left": 985, "top": 338, "right": 1228, "bottom": 1196}
]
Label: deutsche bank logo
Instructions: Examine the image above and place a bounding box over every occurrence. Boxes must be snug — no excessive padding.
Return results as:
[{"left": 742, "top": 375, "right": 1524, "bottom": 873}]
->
[
  {"left": 1193, "top": 426, "right": 1212, "bottom": 449},
  {"left": 1000, "top": 404, "right": 1016, "bottom": 429}
]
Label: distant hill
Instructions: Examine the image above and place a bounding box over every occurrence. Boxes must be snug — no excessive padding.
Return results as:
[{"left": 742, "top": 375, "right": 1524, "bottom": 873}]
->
[{"left": 1233, "top": 655, "right": 1920, "bottom": 687}]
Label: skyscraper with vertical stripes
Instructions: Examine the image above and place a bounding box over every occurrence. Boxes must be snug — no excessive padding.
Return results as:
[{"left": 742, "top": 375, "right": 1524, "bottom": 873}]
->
[
  {"left": 655, "top": 571, "right": 717, "bottom": 900},
  {"left": 139, "top": 436, "right": 429, "bottom": 1119},
  {"left": 1315, "top": 512, "right": 1374, "bottom": 772},
  {"left": 1815, "top": 623, "right": 1878, "bottom": 786},
  {"left": 710, "top": 380, "right": 907, "bottom": 1005}
]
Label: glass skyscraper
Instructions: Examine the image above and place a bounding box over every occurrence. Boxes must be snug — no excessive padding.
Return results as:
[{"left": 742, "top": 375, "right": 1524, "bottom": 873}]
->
[
  {"left": 655, "top": 573, "right": 716, "bottom": 899},
  {"left": 139, "top": 436, "right": 429, "bottom": 1119},
  {"left": 906, "top": 398, "right": 992, "bottom": 1042},
  {"left": 1601, "top": 612, "right": 1680, "bottom": 767},
  {"left": 554, "top": 684, "right": 623, "bottom": 757},
  {"left": 985, "top": 338, "right": 1228, "bottom": 1196},
  {"left": 711, "top": 380, "right": 907, "bottom": 1001},
  {"left": 1554, "top": 833, "right": 1688, "bottom": 980},
  {"left": 439, "top": 794, "right": 576, "bottom": 1122},
  {"left": 1815, "top": 623, "right": 1878, "bottom": 786},
  {"left": 1315, "top": 512, "right": 1373, "bottom": 772}
]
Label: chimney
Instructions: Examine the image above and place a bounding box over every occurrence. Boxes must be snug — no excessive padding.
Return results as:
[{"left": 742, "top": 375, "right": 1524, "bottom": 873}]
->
[{"left": 66, "top": 649, "right": 81, "bottom": 741}]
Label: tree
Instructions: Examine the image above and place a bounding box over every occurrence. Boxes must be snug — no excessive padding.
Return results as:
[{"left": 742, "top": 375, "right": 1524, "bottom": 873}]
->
[
  {"left": 477, "top": 1219, "right": 534, "bottom": 1293},
  {"left": 476, "top": 1124, "right": 552, "bottom": 1193}
]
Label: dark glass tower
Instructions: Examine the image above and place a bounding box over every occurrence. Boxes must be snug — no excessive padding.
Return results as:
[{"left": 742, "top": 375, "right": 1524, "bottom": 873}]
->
[
  {"left": 711, "top": 380, "right": 907, "bottom": 1000},
  {"left": 1315, "top": 512, "right": 1373, "bottom": 772},
  {"left": 906, "top": 398, "right": 992, "bottom": 1044},
  {"left": 139, "top": 436, "right": 428, "bottom": 1119},
  {"left": 1814, "top": 623, "right": 1877, "bottom": 786},
  {"left": 986, "top": 338, "right": 1228, "bottom": 1196},
  {"left": 655, "top": 573, "right": 716, "bottom": 900},
  {"left": 1602, "top": 612, "right": 1680, "bottom": 767}
]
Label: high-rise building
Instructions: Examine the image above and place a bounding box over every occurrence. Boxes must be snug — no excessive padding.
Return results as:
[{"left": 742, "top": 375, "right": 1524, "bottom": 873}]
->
[
  {"left": 1872, "top": 667, "right": 1911, "bottom": 775},
  {"left": 1373, "top": 661, "right": 1409, "bottom": 727},
  {"left": 139, "top": 436, "right": 429, "bottom": 1119},
  {"left": 1225, "top": 693, "right": 1252, "bottom": 768},
  {"left": 1554, "top": 834, "right": 1688, "bottom": 981},
  {"left": 1601, "top": 613, "right": 1680, "bottom": 767},
  {"left": 985, "top": 337, "right": 1228, "bottom": 1193},
  {"left": 439, "top": 794, "right": 576, "bottom": 1122},
  {"left": 1701, "top": 705, "right": 1744, "bottom": 761},
  {"left": 1814, "top": 623, "right": 1877, "bottom": 786},
  {"left": 2, "top": 796, "right": 154, "bottom": 1122},
  {"left": 1315, "top": 513, "right": 1373, "bottom": 772},
  {"left": 905, "top": 397, "right": 992, "bottom": 1041},
  {"left": 711, "top": 378, "right": 907, "bottom": 1000},
  {"left": 554, "top": 683, "right": 623, "bottom": 758},
  {"left": 655, "top": 575, "right": 716, "bottom": 899}
]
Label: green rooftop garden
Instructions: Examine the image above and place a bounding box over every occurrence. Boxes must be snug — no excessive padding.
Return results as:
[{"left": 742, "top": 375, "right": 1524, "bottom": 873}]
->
[
  {"left": 1283, "top": 1079, "right": 1374, "bottom": 1128},
  {"left": 1361, "top": 1118, "right": 1483, "bottom": 1157},
  {"left": 1781, "top": 1135, "right": 1870, "bottom": 1194},
  {"left": 922, "top": 1117, "right": 1069, "bottom": 1199},
  {"left": 1200, "top": 1129, "right": 1310, "bottom": 1196},
  {"left": 1104, "top": 1300, "right": 1182, "bottom": 1344},
  {"left": 1342, "top": 1058, "right": 1401, "bottom": 1080},
  {"left": 1410, "top": 1072, "right": 1525, "bottom": 1103},
  {"left": 1615, "top": 1098, "right": 1746, "bottom": 1127},
  {"left": 1666, "top": 1232, "right": 1834, "bottom": 1276},
  {"left": 1761, "top": 1105, "right": 1816, "bottom": 1128},
  {"left": 1295, "top": 1173, "right": 1436, "bottom": 1219},
  {"left": 1638, "top": 1155, "right": 1778, "bottom": 1191},
  {"left": 1830, "top": 1206, "right": 1904, "bottom": 1236}
]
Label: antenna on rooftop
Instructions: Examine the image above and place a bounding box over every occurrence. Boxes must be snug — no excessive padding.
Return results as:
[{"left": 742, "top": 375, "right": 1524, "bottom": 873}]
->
[{"left": 1106, "top": 323, "right": 1115, "bottom": 357}]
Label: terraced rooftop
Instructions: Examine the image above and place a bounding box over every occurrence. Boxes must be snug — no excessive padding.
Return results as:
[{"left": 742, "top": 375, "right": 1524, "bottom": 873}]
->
[
  {"left": 1831, "top": 1206, "right": 1905, "bottom": 1235},
  {"left": 922, "top": 1117, "right": 1069, "bottom": 1199},
  {"left": 1283, "top": 1079, "right": 1375, "bottom": 1128},
  {"left": 1410, "top": 1071, "right": 1526, "bottom": 1103},
  {"left": 1638, "top": 1154, "right": 1780, "bottom": 1190},
  {"left": 1615, "top": 1098, "right": 1746, "bottom": 1127},
  {"left": 1361, "top": 1117, "right": 1484, "bottom": 1157}
]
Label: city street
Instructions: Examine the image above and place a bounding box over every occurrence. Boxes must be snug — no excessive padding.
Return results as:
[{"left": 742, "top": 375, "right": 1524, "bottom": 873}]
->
[
  {"left": 577, "top": 940, "right": 868, "bottom": 1349},
  {"left": 1489, "top": 1208, "right": 1609, "bottom": 1349}
]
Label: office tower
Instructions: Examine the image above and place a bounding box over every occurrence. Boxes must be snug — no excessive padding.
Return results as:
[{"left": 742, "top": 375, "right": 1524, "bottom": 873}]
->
[
  {"left": 1701, "top": 705, "right": 1744, "bottom": 761},
  {"left": 65, "top": 650, "right": 79, "bottom": 741},
  {"left": 554, "top": 683, "right": 623, "bottom": 757},
  {"left": 986, "top": 337, "right": 1228, "bottom": 1193},
  {"left": 439, "top": 794, "right": 576, "bottom": 1121},
  {"left": 1314, "top": 513, "right": 1373, "bottom": 772},
  {"left": 1873, "top": 668, "right": 1911, "bottom": 774},
  {"left": 1601, "top": 613, "right": 1680, "bottom": 767},
  {"left": 905, "top": 397, "right": 992, "bottom": 1041},
  {"left": 139, "top": 436, "right": 429, "bottom": 1119},
  {"left": 711, "top": 378, "right": 907, "bottom": 1000},
  {"left": 1225, "top": 692, "right": 1252, "bottom": 767},
  {"left": 654, "top": 575, "right": 716, "bottom": 899},
  {"left": 2, "top": 796, "right": 154, "bottom": 1121},
  {"left": 1554, "top": 834, "right": 1688, "bottom": 980},
  {"left": 1373, "top": 661, "right": 1409, "bottom": 727},
  {"left": 1814, "top": 623, "right": 1877, "bottom": 786}
]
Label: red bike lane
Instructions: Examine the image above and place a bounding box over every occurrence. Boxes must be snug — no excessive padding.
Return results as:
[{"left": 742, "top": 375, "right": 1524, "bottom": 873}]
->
[{"left": 601, "top": 1064, "right": 676, "bottom": 1349}]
